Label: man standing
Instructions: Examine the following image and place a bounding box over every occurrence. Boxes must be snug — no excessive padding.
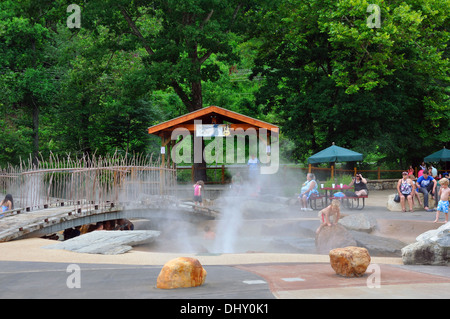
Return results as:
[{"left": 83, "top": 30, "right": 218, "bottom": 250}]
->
[
  {"left": 430, "top": 165, "right": 438, "bottom": 179},
  {"left": 416, "top": 170, "right": 437, "bottom": 211},
  {"left": 247, "top": 154, "right": 259, "bottom": 181}
]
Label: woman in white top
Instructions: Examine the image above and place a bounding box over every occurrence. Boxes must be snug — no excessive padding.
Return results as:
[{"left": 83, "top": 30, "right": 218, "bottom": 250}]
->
[
  {"left": 397, "top": 172, "right": 415, "bottom": 212},
  {"left": 298, "top": 173, "right": 319, "bottom": 211}
]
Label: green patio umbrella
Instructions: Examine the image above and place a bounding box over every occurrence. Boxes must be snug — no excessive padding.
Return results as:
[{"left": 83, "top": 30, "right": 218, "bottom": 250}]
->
[
  {"left": 424, "top": 147, "right": 450, "bottom": 162},
  {"left": 307, "top": 143, "right": 363, "bottom": 164}
]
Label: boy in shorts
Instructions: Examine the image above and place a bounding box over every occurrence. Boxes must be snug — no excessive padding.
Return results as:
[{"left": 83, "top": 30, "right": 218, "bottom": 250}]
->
[{"left": 434, "top": 178, "right": 449, "bottom": 223}]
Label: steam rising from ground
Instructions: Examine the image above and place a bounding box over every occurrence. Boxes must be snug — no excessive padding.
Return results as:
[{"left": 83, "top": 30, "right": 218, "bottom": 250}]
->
[
  {"left": 210, "top": 170, "right": 308, "bottom": 254},
  {"left": 135, "top": 168, "right": 317, "bottom": 254}
]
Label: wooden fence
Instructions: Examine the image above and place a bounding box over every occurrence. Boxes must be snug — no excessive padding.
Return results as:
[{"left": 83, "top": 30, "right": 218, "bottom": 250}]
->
[
  {"left": 175, "top": 164, "right": 435, "bottom": 184},
  {"left": 0, "top": 153, "right": 176, "bottom": 211}
]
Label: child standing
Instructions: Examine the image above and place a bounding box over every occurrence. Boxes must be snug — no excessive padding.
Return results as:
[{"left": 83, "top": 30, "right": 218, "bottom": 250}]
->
[
  {"left": 193, "top": 180, "right": 204, "bottom": 206},
  {"left": 434, "top": 178, "right": 449, "bottom": 223},
  {"left": 316, "top": 199, "right": 341, "bottom": 234}
]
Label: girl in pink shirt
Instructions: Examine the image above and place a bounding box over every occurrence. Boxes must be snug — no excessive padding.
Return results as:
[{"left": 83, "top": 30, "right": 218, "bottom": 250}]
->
[{"left": 193, "top": 180, "right": 204, "bottom": 206}]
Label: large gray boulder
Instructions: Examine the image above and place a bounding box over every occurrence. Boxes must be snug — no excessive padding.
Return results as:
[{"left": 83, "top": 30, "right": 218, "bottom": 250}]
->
[
  {"left": 338, "top": 213, "right": 377, "bottom": 233},
  {"left": 315, "top": 224, "right": 357, "bottom": 254},
  {"left": 316, "top": 213, "right": 406, "bottom": 256},
  {"left": 44, "top": 230, "right": 160, "bottom": 255},
  {"left": 350, "top": 231, "right": 406, "bottom": 257},
  {"left": 401, "top": 222, "right": 449, "bottom": 265},
  {"left": 387, "top": 193, "right": 435, "bottom": 212}
]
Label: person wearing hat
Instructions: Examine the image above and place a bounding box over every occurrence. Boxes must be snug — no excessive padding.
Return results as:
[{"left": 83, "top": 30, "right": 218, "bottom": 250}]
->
[{"left": 416, "top": 170, "right": 437, "bottom": 211}]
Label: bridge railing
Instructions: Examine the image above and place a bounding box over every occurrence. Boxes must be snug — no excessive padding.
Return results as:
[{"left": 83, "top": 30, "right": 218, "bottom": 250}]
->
[{"left": 0, "top": 153, "right": 177, "bottom": 212}]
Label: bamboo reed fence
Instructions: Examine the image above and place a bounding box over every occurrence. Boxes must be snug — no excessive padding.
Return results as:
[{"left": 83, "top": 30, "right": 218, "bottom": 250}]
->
[{"left": 0, "top": 153, "right": 176, "bottom": 211}]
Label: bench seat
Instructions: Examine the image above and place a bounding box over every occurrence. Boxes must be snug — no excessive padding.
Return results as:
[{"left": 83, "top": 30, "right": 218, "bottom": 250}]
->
[
  {"left": 330, "top": 195, "right": 368, "bottom": 210},
  {"left": 308, "top": 194, "right": 327, "bottom": 210}
]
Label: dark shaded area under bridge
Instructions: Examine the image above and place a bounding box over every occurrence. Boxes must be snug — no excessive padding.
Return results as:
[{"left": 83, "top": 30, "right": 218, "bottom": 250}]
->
[{"left": 0, "top": 198, "right": 219, "bottom": 242}]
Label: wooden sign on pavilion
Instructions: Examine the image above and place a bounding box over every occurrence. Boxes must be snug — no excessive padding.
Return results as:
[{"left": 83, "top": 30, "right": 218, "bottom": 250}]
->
[{"left": 147, "top": 105, "right": 279, "bottom": 182}]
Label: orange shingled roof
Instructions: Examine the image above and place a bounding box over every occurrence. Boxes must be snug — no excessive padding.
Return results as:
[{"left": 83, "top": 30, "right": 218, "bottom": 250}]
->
[{"left": 147, "top": 105, "right": 279, "bottom": 136}]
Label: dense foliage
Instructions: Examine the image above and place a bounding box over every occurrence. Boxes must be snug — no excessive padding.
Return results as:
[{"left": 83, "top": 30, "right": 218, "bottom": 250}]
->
[{"left": 0, "top": 0, "right": 448, "bottom": 169}]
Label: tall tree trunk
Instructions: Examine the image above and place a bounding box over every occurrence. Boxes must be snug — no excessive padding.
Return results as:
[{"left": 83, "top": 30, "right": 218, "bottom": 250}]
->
[
  {"left": 189, "top": 43, "right": 207, "bottom": 181},
  {"left": 80, "top": 98, "right": 92, "bottom": 156},
  {"left": 32, "top": 100, "right": 39, "bottom": 167}
]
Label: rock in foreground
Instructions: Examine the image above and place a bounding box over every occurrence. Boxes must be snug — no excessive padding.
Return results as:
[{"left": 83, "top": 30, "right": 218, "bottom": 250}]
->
[
  {"left": 401, "top": 222, "right": 449, "bottom": 265},
  {"left": 44, "top": 230, "right": 160, "bottom": 255},
  {"left": 157, "top": 257, "right": 207, "bottom": 289},
  {"left": 329, "top": 246, "right": 371, "bottom": 277}
]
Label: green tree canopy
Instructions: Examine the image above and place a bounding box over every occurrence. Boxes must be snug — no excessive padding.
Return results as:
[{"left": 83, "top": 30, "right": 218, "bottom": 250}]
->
[{"left": 248, "top": 0, "right": 449, "bottom": 165}]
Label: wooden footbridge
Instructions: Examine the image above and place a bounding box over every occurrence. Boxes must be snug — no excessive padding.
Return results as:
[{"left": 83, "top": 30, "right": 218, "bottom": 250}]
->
[
  {"left": 0, "top": 198, "right": 219, "bottom": 242},
  {"left": 0, "top": 154, "right": 219, "bottom": 242}
]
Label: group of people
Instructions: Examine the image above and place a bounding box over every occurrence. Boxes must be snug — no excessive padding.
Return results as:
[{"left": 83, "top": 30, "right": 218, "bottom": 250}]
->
[
  {"left": 397, "top": 166, "right": 449, "bottom": 222},
  {"left": 300, "top": 165, "right": 449, "bottom": 235},
  {"left": 297, "top": 172, "right": 368, "bottom": 233},
  {"left": 298, "top": 172, "right": 368, "bottom": 211}
]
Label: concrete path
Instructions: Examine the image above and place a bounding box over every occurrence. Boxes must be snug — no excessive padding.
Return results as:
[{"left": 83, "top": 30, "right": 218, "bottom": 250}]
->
[
  {"left": 0, "top": 238, "right": 448, "bottom": 299},
  {"left": 0, "top": 190, "right": 448, "bottom": 299}
]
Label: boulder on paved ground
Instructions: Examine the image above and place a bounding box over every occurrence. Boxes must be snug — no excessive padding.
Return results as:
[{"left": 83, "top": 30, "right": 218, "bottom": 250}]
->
[
  {"left": 156, "top": 257, "right": 207, "bottom": 289},
  {"left": 329, "top": 246, "right": 371, "bottom": 277},
  {"left": 44, "top": 230, "right": 160, "bottom": 255},
  {"left": 401, "top": 222, "right": 449, "bottom": 265}
]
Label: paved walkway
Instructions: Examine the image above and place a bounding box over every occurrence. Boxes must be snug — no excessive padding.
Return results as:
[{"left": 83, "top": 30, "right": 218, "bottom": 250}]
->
[{"left": 0, "top": 190, "right": 448, "bottom": 299}]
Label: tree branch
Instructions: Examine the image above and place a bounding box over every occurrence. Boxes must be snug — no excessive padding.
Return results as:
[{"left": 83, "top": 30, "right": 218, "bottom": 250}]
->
[
  {"left": 171, "top": 80, "right": 192, "bottom": 110},
  {"left": 198, "top": 5, "right": 240, "bottom": 65},
  {"left": 200, "top": 9, "right": 214, "bottom": 29},
  {"left": 229, "top": 3, "right": 243, "bottom": 31},
  {"left": 199, "top": 51, "right": 213, "bottom": 64},
  {"left": 119, "top": 6, "right": 155, "bottom": 56}
]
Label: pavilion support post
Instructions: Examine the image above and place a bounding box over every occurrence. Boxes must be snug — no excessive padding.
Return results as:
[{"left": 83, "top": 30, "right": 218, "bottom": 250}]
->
[
  {"left": 160, "top": 135, "right": 171, "bottom": 195},
  {"left": 257, "top": 130, "right": 272, "bottom": 170},
  {"left": 193, "top": 131, "right": 207, "bottom": 183}
]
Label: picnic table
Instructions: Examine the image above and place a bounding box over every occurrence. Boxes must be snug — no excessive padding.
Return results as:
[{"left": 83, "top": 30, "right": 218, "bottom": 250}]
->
[
  {"left": 321, "top": 184, "right": 352, "bottom": 205},
  {"left": 309, "top": 184, "right": 368, "bottom": 210}
]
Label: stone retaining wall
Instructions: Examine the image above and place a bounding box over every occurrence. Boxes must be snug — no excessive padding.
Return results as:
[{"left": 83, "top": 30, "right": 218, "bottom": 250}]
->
[
  {"left": 366, "top": 179, "right": 398, "bottom": 190},
  {"left": 174, "top": 179, "right": 401, "bottom": 200}
]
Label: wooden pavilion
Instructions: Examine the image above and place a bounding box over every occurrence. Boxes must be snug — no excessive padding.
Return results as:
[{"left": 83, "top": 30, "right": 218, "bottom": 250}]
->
[{"left": 147, "top": 105, "right": 279, "bottom": 181}]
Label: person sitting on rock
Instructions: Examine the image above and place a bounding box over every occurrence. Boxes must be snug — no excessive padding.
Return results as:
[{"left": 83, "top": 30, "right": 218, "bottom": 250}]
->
[
  {"left": 416, "top": 170, "right": 437, "bottom": 211},
  {"left": 316, "top": 199, "right": 341, "bottom": 234},
  {"left": 397, "top": 172, "right": 415, "bottom": 212}
]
